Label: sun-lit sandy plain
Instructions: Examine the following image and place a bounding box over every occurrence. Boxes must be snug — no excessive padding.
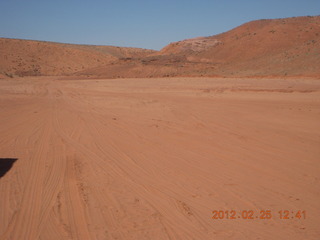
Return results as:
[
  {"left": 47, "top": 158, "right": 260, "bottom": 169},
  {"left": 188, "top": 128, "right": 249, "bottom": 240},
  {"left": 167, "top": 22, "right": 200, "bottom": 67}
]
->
[{"left": 0, "top": 76, "right": 319, "bottom": 239}]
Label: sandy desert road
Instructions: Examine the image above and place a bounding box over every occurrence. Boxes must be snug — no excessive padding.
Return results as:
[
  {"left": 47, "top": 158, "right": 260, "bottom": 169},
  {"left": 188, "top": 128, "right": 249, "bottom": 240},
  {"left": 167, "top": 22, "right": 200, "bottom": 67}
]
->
[{"left": 0, "top": 77, "right": 319, "bottom": 240}]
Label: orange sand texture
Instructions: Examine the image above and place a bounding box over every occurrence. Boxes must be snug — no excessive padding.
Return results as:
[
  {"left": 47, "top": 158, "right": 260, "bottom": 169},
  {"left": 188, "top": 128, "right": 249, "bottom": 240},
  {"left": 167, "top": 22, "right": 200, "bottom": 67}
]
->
[{"left": 0, "top": 77, "right": 319, "bottom": 239}]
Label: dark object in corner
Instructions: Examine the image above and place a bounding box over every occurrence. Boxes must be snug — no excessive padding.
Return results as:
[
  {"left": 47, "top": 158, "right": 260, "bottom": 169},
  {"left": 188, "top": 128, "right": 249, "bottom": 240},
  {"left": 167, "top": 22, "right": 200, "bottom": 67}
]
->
[{"left": 0, "top": 158, "right": 18, "bottom": 178}]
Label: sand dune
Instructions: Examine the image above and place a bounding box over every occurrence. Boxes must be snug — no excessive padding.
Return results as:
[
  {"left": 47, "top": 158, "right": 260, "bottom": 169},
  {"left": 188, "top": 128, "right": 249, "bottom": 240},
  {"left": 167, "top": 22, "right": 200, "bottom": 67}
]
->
[{"left": 0, "top": 76, "right": 319, "bottom": 239}]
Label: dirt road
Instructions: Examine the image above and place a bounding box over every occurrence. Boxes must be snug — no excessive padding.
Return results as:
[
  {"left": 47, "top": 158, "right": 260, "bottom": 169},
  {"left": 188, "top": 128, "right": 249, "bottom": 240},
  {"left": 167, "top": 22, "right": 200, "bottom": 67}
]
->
[{"left": 0, "top": 77, "right": 319, "bottom": 239}]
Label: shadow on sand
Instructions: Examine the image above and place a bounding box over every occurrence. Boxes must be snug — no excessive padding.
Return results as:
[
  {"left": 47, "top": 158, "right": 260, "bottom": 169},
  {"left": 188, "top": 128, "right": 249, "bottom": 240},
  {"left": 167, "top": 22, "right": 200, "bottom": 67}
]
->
[{"left": 0, "top": 158, "right": 18, "bottom": 178}]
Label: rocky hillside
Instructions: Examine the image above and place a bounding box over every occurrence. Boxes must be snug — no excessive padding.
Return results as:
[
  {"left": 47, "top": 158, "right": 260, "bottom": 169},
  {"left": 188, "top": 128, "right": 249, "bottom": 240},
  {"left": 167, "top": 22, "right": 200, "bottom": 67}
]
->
[{"left": 1, "top": 16, "right": 319, "bottom": 78}]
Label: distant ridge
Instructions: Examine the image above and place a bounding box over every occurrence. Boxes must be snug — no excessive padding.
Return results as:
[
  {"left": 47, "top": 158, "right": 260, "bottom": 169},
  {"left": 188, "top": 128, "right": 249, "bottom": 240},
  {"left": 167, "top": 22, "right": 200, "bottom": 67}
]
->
[
  {"left": 0, "top": 38, "right": 155, "bottom": 77},
  {"left": 1, "top": 16, "right": 319, "bottom": 78}
]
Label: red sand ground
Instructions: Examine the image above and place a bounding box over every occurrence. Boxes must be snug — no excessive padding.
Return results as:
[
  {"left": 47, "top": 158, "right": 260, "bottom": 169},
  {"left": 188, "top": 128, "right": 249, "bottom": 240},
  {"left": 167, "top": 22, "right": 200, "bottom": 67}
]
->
[{"left": 0, "top": 76, "right": 319, "bottom": 240}]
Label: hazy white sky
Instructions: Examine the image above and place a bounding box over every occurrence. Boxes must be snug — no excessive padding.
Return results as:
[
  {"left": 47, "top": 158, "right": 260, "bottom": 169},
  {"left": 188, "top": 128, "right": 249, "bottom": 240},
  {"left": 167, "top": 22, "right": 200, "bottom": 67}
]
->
[{"left": 0, "top": 0, "right": 319, "bottom": 50}]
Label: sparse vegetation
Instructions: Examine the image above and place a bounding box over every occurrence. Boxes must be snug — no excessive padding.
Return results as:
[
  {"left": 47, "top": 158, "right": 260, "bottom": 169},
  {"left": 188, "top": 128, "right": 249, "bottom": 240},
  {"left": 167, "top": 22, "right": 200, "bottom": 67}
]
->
[{"left": 4, "top": 72, "right": 14, "bottom": 78}]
